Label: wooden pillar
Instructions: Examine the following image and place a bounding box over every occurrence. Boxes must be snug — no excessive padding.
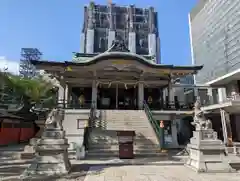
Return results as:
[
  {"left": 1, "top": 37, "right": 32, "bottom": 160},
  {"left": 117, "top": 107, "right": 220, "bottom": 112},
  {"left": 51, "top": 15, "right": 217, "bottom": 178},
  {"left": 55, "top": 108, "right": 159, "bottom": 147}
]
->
[
  {"left": 58, "top": 76, "right": 65, "bottom": 108},
  {"left": 91, "top": 80, "right": 97, "bottom": 108},
  {"left": 138, "top": 83, "right": 144, "bottom": 109},
  {"left": 64, "top": 84, "right": 69, "bottom": 108},
  {"left": 116, "top": 84, "right": 118, "bottom": 109}
]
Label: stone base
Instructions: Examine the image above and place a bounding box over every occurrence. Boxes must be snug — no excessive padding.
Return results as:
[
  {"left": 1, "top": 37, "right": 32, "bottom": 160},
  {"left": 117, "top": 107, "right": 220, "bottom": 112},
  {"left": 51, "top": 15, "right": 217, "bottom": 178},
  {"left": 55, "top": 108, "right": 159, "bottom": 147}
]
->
[
  {"left": 185, "top": 149, "right": 235, "bottom": 173},
  {"left": 21, "top": 138, "right": 40, "bottom": 159},
  {"left": 21, "top": 150, "right": 71, "bottom": 178},
  {"left": 185, "top": 129, "right": 236, "bottom": 173},
  {"left": 21, "top": 128, "right": 71, "bottom": 178}
]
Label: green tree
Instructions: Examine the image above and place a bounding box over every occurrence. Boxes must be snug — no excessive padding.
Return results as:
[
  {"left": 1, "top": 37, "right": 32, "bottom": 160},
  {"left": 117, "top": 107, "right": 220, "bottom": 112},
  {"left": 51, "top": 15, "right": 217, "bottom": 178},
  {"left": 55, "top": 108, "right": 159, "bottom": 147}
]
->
[{"left": 0, "top": 70, "right": 57, "bottom": 112}]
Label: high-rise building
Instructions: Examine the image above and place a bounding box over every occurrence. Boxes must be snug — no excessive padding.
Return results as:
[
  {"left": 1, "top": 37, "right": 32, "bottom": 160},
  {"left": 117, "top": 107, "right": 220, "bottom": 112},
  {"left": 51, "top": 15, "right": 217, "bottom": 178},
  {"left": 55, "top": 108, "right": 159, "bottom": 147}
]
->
[
  {"left": 80, "top": 2, "right": 161, "bottom": 63},
  {"left": 189, "top": 0, "right": 240, "bottom": 84}
]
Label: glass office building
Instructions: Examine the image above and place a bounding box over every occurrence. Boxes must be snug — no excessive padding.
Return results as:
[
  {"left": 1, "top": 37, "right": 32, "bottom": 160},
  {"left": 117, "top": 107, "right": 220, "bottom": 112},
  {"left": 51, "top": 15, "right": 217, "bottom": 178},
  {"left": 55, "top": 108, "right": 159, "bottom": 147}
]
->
[{"left": 189, "top": 0, "right": 240, "bottom": 84}]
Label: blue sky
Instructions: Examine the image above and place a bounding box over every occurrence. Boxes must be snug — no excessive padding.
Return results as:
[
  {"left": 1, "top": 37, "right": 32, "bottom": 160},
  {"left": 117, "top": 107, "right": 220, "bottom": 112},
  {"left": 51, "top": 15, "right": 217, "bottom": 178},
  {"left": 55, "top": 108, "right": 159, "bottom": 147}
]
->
[{"left": 0, "top": 0, "right": 197, "bottom": 66}]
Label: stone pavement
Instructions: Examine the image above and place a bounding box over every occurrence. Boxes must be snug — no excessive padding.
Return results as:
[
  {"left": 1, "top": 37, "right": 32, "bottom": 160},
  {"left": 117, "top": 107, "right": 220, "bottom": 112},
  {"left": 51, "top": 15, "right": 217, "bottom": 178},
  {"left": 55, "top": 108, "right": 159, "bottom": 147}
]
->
[
  {"left": 83, "top": 165, "right": 240, "bottom": 181},
  {"left": 0, "top": 144, "right": 240, "bottom": 181}
]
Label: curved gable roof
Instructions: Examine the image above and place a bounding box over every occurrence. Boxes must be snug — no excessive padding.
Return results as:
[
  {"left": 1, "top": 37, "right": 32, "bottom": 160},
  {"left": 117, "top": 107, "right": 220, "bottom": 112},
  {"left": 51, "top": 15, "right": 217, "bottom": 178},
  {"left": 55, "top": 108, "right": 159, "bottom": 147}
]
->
[
  {"left": 66, "top": 51, "right": 173, "bottom": 69},
  {"left": 30, "top": 40, "right": 203, "bottom": 73}
]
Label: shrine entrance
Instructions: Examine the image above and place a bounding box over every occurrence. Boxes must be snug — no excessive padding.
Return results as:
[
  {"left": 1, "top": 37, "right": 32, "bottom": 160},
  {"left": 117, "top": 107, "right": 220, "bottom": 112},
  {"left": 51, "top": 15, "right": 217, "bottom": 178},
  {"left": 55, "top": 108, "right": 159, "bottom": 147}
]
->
[
  {"left": 117, "top": 85, "right": 138, "bottom": 110},
  {"left": 97, "top": 84, "right": 138, "bottom": 110}
]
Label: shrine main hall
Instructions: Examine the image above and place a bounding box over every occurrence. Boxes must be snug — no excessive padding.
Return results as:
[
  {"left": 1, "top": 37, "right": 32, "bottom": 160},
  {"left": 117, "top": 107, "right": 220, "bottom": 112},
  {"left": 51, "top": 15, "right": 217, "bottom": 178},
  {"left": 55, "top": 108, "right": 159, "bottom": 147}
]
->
[{"left": 31, "top": 41, "right": 203, "bottom": 110}]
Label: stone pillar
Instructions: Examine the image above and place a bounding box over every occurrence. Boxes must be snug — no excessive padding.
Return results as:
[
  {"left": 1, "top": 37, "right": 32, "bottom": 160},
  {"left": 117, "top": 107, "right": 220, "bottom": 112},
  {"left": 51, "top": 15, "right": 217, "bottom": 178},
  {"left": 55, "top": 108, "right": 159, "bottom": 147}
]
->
[
  {"left": 138, "top": 83, "right": 144, "bottom": 109},
  {"left": 108, "top": 31, "right": 115, "bottom": 48},
  {"left": 80, "top": 33, "right": 85, "bottom": 53},
  {"left": 86, "top": 3, "right": 94, "bottom": 53},
  {"left": 129, "top": 32, "right": 136, "bottom": 53},
  {"left": 207, "top": 88, "right": 213, "bottom": 105},
  {"left": 91, "top": 80, "right": 97, "bottom": 107},
  {"left": 108, "top": 3, "right": 115, "bottom": 48},
  {"left": 86, "top": 30, "right": 94, "bottom": 53},
  {"left": 220, "top": 109, "right": 233, "bottom": 146},
  {"left": 171, "top": 119, "right": 179, "bottom": 148},
  {"left": 148, "top": 7, "right": 157, "bottom": 57},
  {"left": 148, "top": 34, "right": 156, "bottom": 57},
  {"left": 128, "top": 5, "right": 136, "bottom": 53},
  {"left": 218, "top": 87, "right": 227, "bottom": 103}
]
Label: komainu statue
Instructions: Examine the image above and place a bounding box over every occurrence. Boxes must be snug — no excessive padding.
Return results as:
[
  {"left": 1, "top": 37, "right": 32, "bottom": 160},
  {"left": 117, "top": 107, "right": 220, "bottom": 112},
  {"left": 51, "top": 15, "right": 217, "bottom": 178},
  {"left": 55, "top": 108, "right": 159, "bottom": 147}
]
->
[
  {"left": 45, "top": 108, "right": 64, "bottom": 129},
  {"left": 192, "top": 97, "right": 212, "bottom": 130}
]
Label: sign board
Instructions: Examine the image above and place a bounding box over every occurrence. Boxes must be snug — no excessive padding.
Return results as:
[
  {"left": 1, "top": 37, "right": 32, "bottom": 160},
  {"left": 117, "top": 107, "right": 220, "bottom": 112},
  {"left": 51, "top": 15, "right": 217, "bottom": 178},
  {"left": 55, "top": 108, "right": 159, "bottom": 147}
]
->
[
  {"left": 111, "top": 60, "right": 131, "bottom": 65},
  {"left": 118, "top": 136, "right": 133, "bottom": 143}
]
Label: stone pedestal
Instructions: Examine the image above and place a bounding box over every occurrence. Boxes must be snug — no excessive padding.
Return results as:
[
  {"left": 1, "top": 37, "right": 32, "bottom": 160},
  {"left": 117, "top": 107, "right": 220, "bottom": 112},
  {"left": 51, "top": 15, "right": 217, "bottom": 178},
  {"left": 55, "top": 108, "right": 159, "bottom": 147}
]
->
[
  {"left": 21, "top": 138, "right": 39, "bottom": 159},
  {"left": 21, "top": 127, "right": 71, "bottom": 178},
  {"left": 185, "top": 129, "right": 235, "bottom": 173},
  {"left": 21, "top": 119, "right": 45, "bottom": 159}
]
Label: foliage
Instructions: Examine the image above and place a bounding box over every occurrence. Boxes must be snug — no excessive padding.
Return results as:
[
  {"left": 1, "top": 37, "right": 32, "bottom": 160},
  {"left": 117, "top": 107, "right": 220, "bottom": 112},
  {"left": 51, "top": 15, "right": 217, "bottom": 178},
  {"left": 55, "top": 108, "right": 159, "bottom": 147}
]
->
[{"left": 0, "top": 70, "right": 57, "bottom": 110}]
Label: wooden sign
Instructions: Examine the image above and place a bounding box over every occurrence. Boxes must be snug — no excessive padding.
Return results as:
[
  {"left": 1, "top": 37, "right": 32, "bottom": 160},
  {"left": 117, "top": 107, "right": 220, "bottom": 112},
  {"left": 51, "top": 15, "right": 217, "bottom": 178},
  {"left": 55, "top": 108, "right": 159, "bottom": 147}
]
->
[{"left": 111, "top": 60, "right": 131, "bottom": 65}]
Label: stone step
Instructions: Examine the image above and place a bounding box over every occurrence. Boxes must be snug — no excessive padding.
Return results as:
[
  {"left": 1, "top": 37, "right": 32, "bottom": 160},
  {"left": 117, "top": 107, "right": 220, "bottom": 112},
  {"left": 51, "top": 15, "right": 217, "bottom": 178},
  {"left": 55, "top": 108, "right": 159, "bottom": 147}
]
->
[
  {"left": 93, "top": 121, "right": 152, "bottom": 124},
  {"left": 89, "top": 147, "right": 160, "bottom": 153},
  {"left": 93, "top": 125, "right": 152, "bottom": 129},
  {"left": 89, "top": 143, "right": 159, "bottom": 148},
  {"left": 88, "top": 149, "right": 161, "bottom": 154},
  {"left": 89, "top": 136, "right": 159, "bottom": 141},
  {"left": 89, "top": 140, "right": 159, "bottom": 144},
  {"left": 89, "top": 110, "right": 160, "bottom": 154},
  {"left": 89, "top": 136, "right": 158, "bottom": 141},
  {"left": 89, "top": 140, "right": 159, "bottom": 145},
  {"left": 90, "top": 136, "right": 157, "bottom": 140},
  {"left": 91, "top": 133, "right": 156, "bottom": 136},
  {"left": 0, "top": 151, "right": 21, "bottom": 159},
  {"left": 20, "top": 152, "right": 35, "bottom": 160},
  {"left": 87, "top": 150, "right": 163, "bottom": 157}
]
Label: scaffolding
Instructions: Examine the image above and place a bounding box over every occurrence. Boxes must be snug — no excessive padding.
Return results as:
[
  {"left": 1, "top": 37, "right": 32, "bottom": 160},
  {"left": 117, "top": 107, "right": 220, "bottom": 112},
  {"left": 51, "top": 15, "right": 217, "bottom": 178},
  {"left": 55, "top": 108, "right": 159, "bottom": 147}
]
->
[
  {"left": 85, "top": 2, "right": 157, "bottom": 55},
  {"left": 19, "top": 48, "right": 42, "bottom": 78}
]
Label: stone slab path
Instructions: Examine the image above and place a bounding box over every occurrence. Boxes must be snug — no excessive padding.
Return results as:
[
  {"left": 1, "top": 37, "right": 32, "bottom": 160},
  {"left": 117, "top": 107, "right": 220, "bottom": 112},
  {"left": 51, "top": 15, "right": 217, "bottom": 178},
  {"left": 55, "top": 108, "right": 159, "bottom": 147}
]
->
[{"left": 83, "top": 165, "right": 240, "bottom": 181}]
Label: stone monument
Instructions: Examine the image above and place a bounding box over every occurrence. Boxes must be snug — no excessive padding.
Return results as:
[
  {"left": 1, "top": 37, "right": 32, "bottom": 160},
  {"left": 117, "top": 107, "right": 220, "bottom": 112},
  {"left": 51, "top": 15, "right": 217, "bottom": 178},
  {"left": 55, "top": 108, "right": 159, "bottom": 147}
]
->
[
  {"left": 21, "top": 108, "right": 71, "bottom": 179},
  {"left": 185, "top": 97, "right": 235, "bottom": 173}
]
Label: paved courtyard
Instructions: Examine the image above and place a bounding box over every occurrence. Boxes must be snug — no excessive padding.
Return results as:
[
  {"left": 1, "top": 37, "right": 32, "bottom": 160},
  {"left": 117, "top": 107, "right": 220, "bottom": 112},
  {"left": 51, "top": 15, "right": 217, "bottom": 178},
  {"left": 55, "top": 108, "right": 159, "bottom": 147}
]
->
[
  {"left": 1, "top": 159, "right": 240, "bottom": 181},
  {"left": 84, "top": 165, "right": 240, "bottom": 181},
  {"left": 0, "top": 144, "right": 240, "bottom": 181}
]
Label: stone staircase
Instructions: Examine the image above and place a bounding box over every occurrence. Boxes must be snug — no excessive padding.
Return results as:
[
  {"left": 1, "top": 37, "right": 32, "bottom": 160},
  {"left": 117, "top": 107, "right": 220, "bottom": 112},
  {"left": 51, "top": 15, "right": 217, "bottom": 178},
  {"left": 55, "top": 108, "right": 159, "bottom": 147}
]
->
[{"left": 87, "top": 110, "right": 161, "bottom": 157}]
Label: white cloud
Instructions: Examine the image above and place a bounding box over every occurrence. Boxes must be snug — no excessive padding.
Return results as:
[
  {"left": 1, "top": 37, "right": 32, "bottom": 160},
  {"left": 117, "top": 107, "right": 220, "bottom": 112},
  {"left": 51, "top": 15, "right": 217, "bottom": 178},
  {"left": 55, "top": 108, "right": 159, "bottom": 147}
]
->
[{"left": 0, "top": 57, "right": 19, "bottom": 75}]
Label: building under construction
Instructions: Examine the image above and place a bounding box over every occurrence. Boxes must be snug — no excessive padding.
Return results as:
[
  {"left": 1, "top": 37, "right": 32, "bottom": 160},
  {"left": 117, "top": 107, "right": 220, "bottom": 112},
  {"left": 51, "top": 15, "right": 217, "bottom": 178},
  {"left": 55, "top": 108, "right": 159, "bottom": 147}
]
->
[{"left": 80, "top": 1, "right": 160, "bottom": 63}]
